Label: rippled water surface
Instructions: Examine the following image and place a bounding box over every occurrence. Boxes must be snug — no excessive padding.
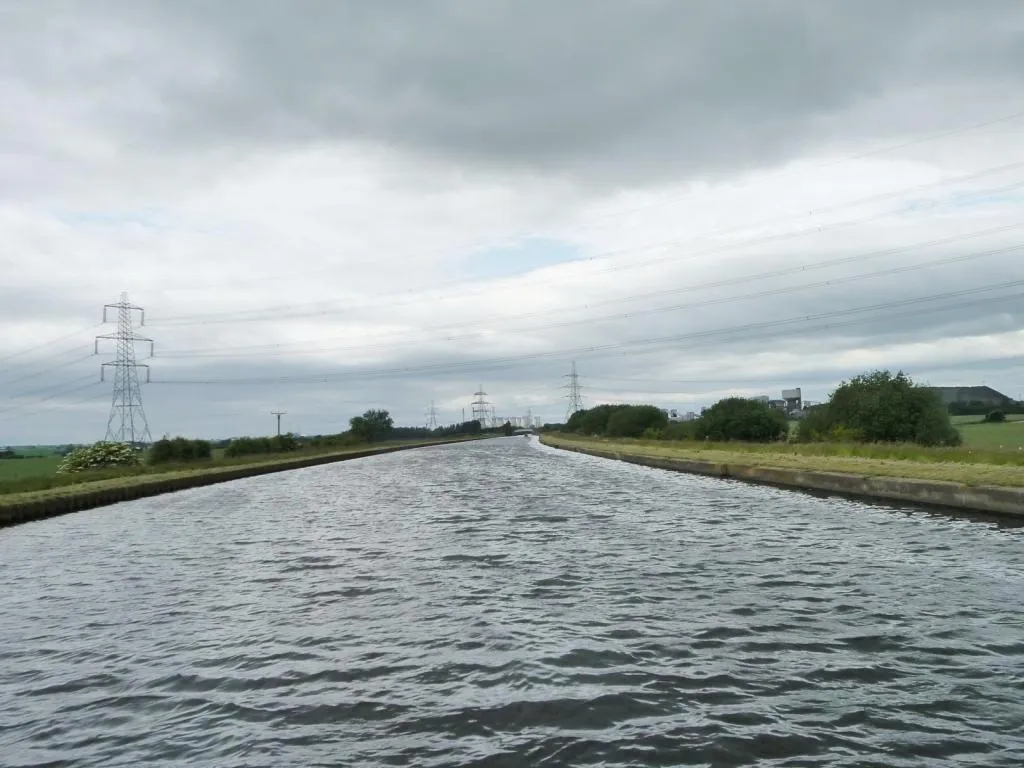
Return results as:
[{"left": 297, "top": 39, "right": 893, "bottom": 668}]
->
[{"left": 2, "top": 437, "right": 1023, "bottom": 767}]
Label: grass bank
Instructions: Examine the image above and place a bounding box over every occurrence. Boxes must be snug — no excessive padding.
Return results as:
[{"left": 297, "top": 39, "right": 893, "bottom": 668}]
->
[
  {"left": 541, "top": 434, "right": 1024, "bottom": 517},
  {"left": 541, "top": 434, "right": 1024, "bottom": 487},
  {"left": 0, "top": 437, "right": 482, "bottom": 528}
]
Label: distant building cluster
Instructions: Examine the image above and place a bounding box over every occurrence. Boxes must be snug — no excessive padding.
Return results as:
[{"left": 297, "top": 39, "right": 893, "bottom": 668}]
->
[
  {"left": 656, "top": 384, "right": 1017, "bottom": 426},
  {"left": 747, "top": 387, "right": 809, "bottom": 418},
  {"left": 493, "top": 415, "right": 542, "bottom": 428},
  {"left": 666, "top": 409, "right": 699, "bottom": 422}
]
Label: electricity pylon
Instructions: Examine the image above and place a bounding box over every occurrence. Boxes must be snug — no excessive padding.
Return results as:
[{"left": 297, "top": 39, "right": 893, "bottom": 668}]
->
[
  {"left": 95, "top": 292, "right": 153, "bottom": 446},
  {"left": 563, "top": 361, "right": 584, "bottom": 421},
  {"left": 471, "top": 385, "right": 491, "bottom": 428},
  {"left": 426, "top": 401, "right": 439, "bottom": 430}
]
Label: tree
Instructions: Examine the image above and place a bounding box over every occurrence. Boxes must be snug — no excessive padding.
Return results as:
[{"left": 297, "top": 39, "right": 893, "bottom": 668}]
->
[
  {"left": 566, "top": 404, "right": 631, "bottom": 435},
  {"left": 695, "top": 397, "right": 789, "bottom": 442},
  {"left": 349, "top": 409, "right": 394, "bottom": 443},
  {"left": 797, "top": 370, "right": 960, "bottom": 446},
  {"left": 606, "top": 405, "right": 669, "bottom": 438}
]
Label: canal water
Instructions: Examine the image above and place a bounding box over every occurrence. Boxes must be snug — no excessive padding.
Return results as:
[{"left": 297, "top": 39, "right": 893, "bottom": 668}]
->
[{"left": 1, "top": 437, "right": 1022, "bottom": 767}]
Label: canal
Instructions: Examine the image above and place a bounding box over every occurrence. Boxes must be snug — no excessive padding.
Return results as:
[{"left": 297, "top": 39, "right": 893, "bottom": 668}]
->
[{"left": 1, "top": 437, "right": 1022, "bottom": 766}]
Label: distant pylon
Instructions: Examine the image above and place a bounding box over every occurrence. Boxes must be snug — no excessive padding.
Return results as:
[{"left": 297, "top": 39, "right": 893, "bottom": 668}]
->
[
  {"left": 426, "top": 400, "right": 439, "bottom": 430},
  {"left": 471, "top": 385, "right": 491, "bottom": 428},
  {"left": 95, "top": 292, "right": 153, "bottom": 446},
  {"left": 563, "top": 361, "right": 584, "bottom": 421}
]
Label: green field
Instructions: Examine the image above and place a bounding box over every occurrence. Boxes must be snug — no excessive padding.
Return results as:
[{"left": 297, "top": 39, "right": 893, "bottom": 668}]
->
[
  {"left": 784, "top": 414, "right": 1024, "bottom": 452},
  {"left": 955, "top": 420, "right": 1024, "bottom": 451},
  {"left": 0, "top": 455, "right": 63, "bottom": 483}
]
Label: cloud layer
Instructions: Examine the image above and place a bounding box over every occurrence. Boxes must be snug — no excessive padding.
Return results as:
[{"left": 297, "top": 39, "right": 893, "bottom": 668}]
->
[{"left": 2, "top": 1, "right": 1024, "bottom": 443}]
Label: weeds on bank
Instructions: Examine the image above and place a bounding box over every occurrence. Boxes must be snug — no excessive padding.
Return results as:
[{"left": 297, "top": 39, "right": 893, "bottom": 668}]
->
[
  {"left": 550, "top": 434, "right": 1024, "bottom": 467},
  {"left": 0, "top": 442, "right": 435, "bottom": 498}
]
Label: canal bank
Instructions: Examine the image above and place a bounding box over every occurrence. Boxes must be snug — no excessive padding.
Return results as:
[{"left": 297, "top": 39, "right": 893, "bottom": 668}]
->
[
  {"left": 541, "top": 435, "right": 1024, "bottom": 518},
  {"left": 0, "top": 437, "right": 482, "bottom": 529}
]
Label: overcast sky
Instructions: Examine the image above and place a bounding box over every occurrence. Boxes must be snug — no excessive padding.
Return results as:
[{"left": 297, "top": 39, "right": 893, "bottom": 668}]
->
[{"left": 3, "top": 0, "right": 1024, "bottom": 444}]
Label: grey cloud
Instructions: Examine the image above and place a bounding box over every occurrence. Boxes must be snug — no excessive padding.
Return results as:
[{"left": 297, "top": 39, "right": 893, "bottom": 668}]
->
[{"left": 5, "top": 1, "right": 1024, "bottom": 187}]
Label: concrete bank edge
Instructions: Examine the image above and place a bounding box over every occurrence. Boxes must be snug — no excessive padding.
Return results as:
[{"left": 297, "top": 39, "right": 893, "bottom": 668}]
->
[
  {"left": 1, "top": 438, "right": 476, "bottom": 529},
  {"left": 542, "top": 438, "right": 1024, "bottom": 518}
]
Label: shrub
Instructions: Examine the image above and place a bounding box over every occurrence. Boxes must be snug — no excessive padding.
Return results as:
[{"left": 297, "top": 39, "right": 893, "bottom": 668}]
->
[
  {"left": 149, "top": 437, "right": 213, "bottom": 465},
  {"left": 695, "top": 397, "right": 789, "bottom": 442},
  {"left": 57, "top": 442, "right": 140, "bottom": 474},
  {"left": 606, "top": 405, "right": 669, "bottom": 438},
  {"left": 566, "top": 404, "right": 632, "bottom": 435},
  {"left": 797, "top": 370, "right": 960, "bottom": 446},
  {"left": 985, "top": 410, "right": 1007, "bottom": 423},
  {"left": 349, "top": 409, "right": 394, "bottom": 443},
  {"left": 224, "top": 433, "right": 300, "bottom": 458}
]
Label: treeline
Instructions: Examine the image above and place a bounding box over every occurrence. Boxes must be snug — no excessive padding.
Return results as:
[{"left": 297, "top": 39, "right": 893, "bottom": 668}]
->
[
  {"left": 223, "top": 434, "right": 299, "bottom": 458},
  {"left": 150, "top": 437, "right": 213, "bottom": 464},
  {"left": 557, "top": 370, "right": 962, "bottom": 447},
  {"left": 49, "top": 408, "right": 486, "bottom": 476},
  {"left": 561, "top": 400, "right": 788, "bottom": 441},
  {"left": 306, "top": 414, "right": 484, "bottom": 449}
]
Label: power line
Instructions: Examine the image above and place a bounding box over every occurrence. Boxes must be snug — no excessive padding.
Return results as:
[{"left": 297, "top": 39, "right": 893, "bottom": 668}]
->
[
  {"left": 158, "top": 237, "right": 1024, "bottom": 361},
  {"left": 146, "top": 279, "right": 1024, "bottom": 387},
  {"left": 0, "top": 352, "right": 95, "bottom": 388},
  {"left": 96, "top": 293, "right": 153, "bottom": 447},
  {"left": 143, "top": 103, "right": 1024, "bottom": 294},
  {"left": 0, "top": 323, "right": 101, "bottom": 366},
  {"left": 0, "top": 385, "right": 108, "bottom": 423},
  {"left": 0, "top": 374, "right": 100, "bottom": 417},
  {"left": 150, "top": 161, "right": 1024, "bottom": 326}
]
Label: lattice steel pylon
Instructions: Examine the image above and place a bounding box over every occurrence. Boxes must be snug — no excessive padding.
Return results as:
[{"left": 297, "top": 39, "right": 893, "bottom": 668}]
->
[
  {"left": 563, "top": 361, "right": 584, "bottom": 421},
  {"left": 471, "top": 385, "right": 491, "bottom": 428},
  {"left": 95, "top": 292, "right": 154, "bottom": 447},
  {"left": 426, "top": 400, "right": 439, "bottom": 430}
]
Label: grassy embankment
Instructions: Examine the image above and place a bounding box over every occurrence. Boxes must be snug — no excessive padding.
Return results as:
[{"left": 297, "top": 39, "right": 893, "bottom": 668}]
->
[
  {"left": 542, "top": 429, "right": 1024, "bottom": 488},
  {"left": 0, "top": 438, "right": 478, "bottom": 509}
]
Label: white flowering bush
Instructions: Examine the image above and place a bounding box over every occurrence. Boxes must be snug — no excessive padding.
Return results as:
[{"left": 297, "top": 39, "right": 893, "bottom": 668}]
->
[{"left": 56, "top": 441, "right": 140, "bottom": 474}]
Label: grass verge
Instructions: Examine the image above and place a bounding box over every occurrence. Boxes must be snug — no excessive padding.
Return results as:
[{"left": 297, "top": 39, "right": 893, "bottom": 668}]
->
[
  {"left": 0, "top": 437, "right": 479, "bottom": 508},
  {"left": 541, "top": 434, "right": 1024, "bottom": 488}
]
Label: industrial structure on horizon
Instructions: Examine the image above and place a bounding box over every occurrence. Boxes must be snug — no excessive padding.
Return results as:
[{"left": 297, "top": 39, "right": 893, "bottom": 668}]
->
[{"left": 466, "top": 385, "right": 541, "bottom": 429}]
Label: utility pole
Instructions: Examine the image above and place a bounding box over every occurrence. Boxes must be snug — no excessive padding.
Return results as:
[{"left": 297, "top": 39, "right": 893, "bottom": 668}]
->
[
  {"left": 471, "top": 385, "right": 491, "bottom": 428},
  {"left": 95, "top": 292, "right": 153, "bottom": 447},
  {"left": 271, "top": 410, "right": 287, "bottom": 436},
  {"left": 426, "top": 400, "right": 439, "bottom": 430},
  {"left": 563, "top": 361, "right": 584, "bottom": 422}
]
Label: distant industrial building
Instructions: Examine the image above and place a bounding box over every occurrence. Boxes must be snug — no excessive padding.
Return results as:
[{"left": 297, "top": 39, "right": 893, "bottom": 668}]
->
[
  {"left": 666, "top": 409, "right": 698, "bottom": 422},
  {"left": 782, "top": 388, "right": 803, "bottom": 411},
  {"left": 747, "top": 388, "right": 804, "bottom": 417},
  {"left": 925, "top": 386, "right": 1013, "bottom": 408}
]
